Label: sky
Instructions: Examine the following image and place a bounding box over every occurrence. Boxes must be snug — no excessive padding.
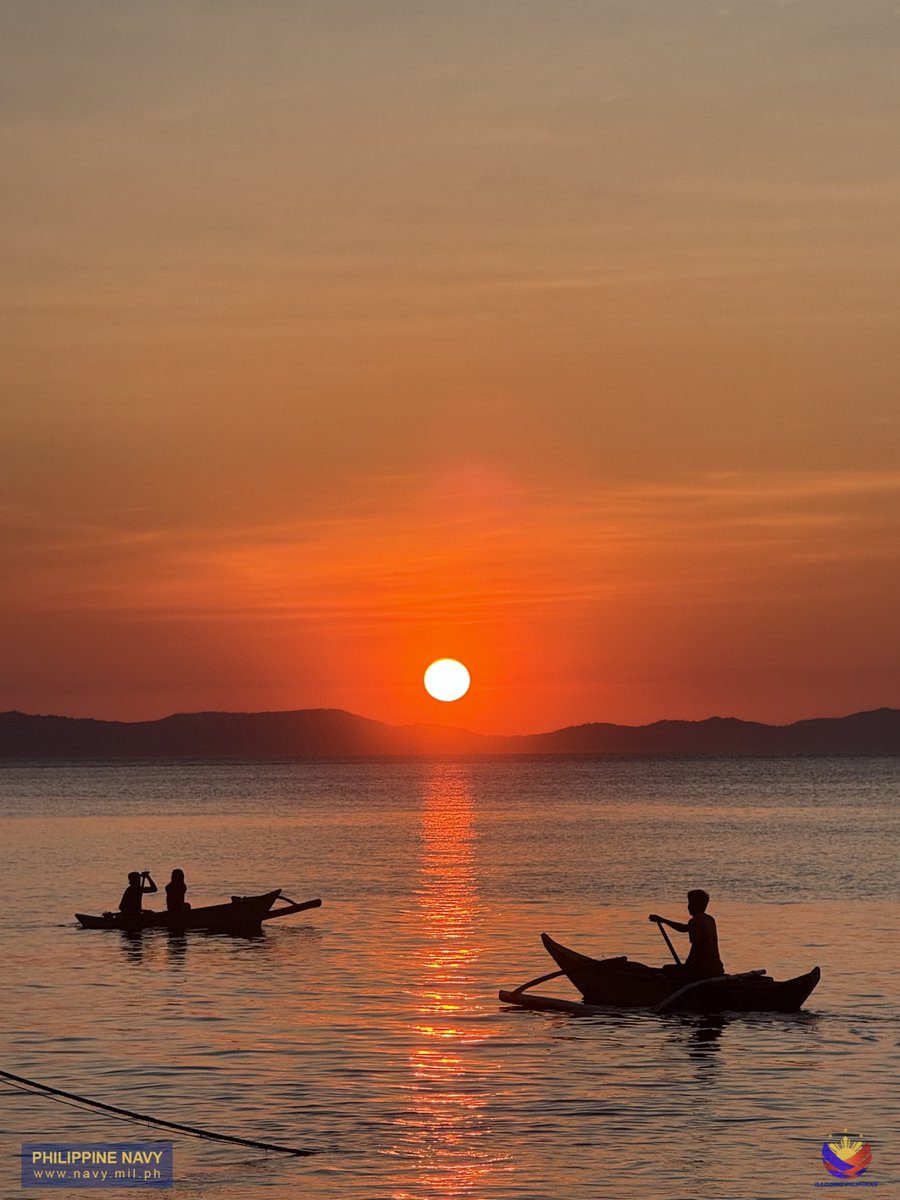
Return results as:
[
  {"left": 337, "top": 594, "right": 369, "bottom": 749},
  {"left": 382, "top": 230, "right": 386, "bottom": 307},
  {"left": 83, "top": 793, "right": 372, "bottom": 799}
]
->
[{"left": 2, "top": 0, "right": 899, "bottom": 734}]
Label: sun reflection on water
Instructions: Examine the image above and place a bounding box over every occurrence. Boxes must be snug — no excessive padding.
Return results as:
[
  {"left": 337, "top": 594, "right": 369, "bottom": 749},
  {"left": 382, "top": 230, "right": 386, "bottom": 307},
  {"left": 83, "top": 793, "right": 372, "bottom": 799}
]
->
[{"left": 390, "top": 764, "right": 510, "bottom": 1199}]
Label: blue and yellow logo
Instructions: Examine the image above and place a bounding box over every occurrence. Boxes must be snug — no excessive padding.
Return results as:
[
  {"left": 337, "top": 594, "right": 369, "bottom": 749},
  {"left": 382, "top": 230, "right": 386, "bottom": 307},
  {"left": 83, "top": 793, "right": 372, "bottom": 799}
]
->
[{"left": 821, "top": 1133, "right": 872, "bottom": 1179}]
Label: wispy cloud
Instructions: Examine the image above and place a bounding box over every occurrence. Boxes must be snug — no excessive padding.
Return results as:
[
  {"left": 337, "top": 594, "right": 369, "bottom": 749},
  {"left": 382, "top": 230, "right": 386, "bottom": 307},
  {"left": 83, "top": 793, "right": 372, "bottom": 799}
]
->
[{"left": 5, "top": 468, "right": 897, "bottom": 626}]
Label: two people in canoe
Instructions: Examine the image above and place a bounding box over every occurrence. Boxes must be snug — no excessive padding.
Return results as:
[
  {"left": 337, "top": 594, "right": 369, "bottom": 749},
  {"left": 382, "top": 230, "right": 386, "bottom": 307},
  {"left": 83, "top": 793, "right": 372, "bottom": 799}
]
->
[
  {"left": 649, "top": 889, "right": 724, "bottom": 982},
  {"left": 118, "top": 869, "right": 190, "bottom": 916}
]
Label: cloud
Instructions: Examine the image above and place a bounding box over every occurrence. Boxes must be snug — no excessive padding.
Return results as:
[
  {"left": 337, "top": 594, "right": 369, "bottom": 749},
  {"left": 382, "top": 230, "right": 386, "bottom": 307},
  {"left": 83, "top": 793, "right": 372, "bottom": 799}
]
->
[{"left": 4, "top": 468, "right": 897, "bottom": 625}]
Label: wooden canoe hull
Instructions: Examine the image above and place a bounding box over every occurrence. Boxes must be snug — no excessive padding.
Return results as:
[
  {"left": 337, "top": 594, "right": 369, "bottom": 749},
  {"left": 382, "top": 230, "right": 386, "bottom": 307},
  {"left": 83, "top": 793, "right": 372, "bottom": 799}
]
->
[
  {"left": 537, "top": 933, "right": 820, "bottom": 1013},
  {"left": 75, "top": 890, "right": 319, "bottom": 934}
]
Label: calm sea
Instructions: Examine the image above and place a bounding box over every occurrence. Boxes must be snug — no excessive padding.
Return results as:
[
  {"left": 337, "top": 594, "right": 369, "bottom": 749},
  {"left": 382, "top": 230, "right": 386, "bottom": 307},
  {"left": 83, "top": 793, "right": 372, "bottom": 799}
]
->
[{"left": 1, "top": 757, "right": 898, "bottom": 1199}]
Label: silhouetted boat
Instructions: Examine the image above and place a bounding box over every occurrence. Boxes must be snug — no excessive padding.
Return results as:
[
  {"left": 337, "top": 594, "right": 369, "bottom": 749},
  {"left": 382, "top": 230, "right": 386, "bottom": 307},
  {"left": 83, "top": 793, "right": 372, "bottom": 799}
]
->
[
  {"left": 499, "top": 933, "right": 821, "bottom": 1014},
  {"left": 75, "top": 891, "right": 321, "bottom": 934}
]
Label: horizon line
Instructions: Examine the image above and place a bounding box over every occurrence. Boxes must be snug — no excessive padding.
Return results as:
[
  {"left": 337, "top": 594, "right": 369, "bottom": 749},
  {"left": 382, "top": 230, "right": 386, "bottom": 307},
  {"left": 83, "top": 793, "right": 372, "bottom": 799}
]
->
[{"left": 3, "top": 703, "right": 898, "bottom": 741}]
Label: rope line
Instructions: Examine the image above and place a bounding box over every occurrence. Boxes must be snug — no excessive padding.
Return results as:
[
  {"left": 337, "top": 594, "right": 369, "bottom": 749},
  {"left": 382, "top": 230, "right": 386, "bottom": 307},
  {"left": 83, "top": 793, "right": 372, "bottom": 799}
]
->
[{"left": 0, "top": 1068, "right": 314, "bottom": 1157}]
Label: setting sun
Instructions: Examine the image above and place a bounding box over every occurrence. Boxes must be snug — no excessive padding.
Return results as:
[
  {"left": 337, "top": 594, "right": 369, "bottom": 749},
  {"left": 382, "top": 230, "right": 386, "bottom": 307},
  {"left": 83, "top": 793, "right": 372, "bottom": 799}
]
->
[{"left": 424, "top": 659, "right": 471, "bottom": 703}]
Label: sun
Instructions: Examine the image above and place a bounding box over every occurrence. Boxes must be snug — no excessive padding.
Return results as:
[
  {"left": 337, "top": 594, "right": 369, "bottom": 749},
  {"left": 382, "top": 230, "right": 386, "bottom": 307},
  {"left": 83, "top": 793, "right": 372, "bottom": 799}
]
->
[{"left": 424, "top": 659, "right": 471, "bottom": 702}]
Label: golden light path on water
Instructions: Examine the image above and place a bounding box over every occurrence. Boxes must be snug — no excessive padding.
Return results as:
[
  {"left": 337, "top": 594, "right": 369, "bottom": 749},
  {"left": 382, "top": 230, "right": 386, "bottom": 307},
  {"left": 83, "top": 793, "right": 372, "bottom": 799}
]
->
[{"left": 391, "top": 765, "right": 510, "bottom": 1198}]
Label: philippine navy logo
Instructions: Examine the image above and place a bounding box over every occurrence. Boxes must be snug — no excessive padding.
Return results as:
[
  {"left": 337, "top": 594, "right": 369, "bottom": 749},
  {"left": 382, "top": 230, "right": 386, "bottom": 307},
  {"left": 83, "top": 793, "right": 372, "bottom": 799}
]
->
[{"left": 821, "top": 1133, "right": 872, "bottom": 1179}]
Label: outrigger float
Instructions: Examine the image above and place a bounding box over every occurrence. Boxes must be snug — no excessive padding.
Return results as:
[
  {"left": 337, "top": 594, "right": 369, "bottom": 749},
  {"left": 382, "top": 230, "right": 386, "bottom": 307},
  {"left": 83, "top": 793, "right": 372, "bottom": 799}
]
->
[
  {"left": 76, "top": 890, "right": 321, "bottom": 935},
  {"left": 500, "top": 932, "right": 821, "bottom": 1016}
]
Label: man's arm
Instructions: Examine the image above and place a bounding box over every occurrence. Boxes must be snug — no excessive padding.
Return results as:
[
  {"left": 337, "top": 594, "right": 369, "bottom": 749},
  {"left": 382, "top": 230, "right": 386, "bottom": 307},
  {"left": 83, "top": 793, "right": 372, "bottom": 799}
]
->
[
  {"left": 141, "top": 872, "right": 158, "bottom": 894},
  {"left": 648, "top": 914, "right": 689, "bottom": 933}
]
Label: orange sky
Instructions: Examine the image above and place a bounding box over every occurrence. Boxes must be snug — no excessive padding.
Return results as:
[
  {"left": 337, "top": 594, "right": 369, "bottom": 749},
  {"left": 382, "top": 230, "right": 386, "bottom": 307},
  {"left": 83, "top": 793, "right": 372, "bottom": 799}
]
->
[{"left": 2, "top": 3, "right": 899, "bottom": 733}]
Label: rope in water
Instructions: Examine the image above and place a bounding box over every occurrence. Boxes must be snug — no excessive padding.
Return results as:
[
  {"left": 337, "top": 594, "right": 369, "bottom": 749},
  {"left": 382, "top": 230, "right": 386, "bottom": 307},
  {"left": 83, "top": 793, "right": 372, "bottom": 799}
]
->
[{"left": 0, "top": 1068, "right": 314, "bottom": 1157}]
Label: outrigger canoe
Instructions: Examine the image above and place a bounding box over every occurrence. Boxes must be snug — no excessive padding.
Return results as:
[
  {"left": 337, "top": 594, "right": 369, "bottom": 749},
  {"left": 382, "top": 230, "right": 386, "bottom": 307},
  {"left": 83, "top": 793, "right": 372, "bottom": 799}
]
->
[
  {"left": 76, "top": 891, "right": 321, "bottom": 935},
  {"left": 499, "top": 933, "right": 821, "bottom": 1015}
]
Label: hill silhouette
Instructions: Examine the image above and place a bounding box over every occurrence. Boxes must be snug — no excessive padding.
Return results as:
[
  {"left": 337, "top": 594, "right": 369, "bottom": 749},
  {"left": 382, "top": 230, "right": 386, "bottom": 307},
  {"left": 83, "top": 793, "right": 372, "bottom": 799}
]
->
[{"left": 1, "top": 706, "right": 898, "bottom": 758}]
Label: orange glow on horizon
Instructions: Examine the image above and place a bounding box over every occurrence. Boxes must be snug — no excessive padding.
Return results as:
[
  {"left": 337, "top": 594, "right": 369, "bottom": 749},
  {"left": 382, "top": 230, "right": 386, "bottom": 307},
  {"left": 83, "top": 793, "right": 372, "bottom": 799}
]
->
[{"left": 4, "top": 466, "right": 897, "bottom": 734}]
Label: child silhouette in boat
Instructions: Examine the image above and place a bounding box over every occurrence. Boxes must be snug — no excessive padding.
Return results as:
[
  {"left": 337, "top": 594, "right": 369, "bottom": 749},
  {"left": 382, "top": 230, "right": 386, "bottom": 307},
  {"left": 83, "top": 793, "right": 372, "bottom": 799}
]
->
[
  {"left": 165, "top": 868, "right": 191, "bottom": 912},
  {"left": 119, "top": 871, "right": 158, "bottom": 915},
  {"left": 649, "top": 889, "right": 724, "bottom": 981}
]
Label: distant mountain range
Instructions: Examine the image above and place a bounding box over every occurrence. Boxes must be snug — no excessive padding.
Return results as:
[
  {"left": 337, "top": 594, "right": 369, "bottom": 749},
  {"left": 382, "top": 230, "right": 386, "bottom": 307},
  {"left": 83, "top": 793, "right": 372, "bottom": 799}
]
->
[{"left": 1, "top": 707, "right": 898, "bottom": 758}]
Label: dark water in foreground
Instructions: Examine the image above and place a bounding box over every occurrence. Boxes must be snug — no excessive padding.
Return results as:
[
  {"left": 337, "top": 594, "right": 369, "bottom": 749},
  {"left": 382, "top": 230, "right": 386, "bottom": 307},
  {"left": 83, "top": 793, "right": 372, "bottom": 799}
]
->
[{"left": 1, "top": 757, "right": 898, "bottom": 1199}]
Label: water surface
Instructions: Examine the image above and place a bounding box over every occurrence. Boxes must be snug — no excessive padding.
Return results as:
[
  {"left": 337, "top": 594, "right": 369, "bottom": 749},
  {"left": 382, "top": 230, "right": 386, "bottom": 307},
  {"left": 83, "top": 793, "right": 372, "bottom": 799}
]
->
[{"left": 1, "top": 757, "right": 898, "bottom": 1197}]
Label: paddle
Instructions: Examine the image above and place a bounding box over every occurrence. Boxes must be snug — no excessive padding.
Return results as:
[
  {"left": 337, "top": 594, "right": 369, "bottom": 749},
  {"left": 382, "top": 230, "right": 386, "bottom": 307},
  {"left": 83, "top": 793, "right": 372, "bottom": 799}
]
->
[{"left": 650, "top": 916, "right": 682, "bottom": 966}]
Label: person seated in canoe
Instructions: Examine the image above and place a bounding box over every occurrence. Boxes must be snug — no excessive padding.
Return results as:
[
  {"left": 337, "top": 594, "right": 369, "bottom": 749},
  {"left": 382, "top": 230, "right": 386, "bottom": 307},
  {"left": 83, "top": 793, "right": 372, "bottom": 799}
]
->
[
  {"left": 119, "top": 870, "right": 158, "bottom": 915},
  {"left": 165, "top": 868, "right": 191, "bottom": 912},
  {"left": 649, "top": 889, "right": 724, "bottom": 982}
]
